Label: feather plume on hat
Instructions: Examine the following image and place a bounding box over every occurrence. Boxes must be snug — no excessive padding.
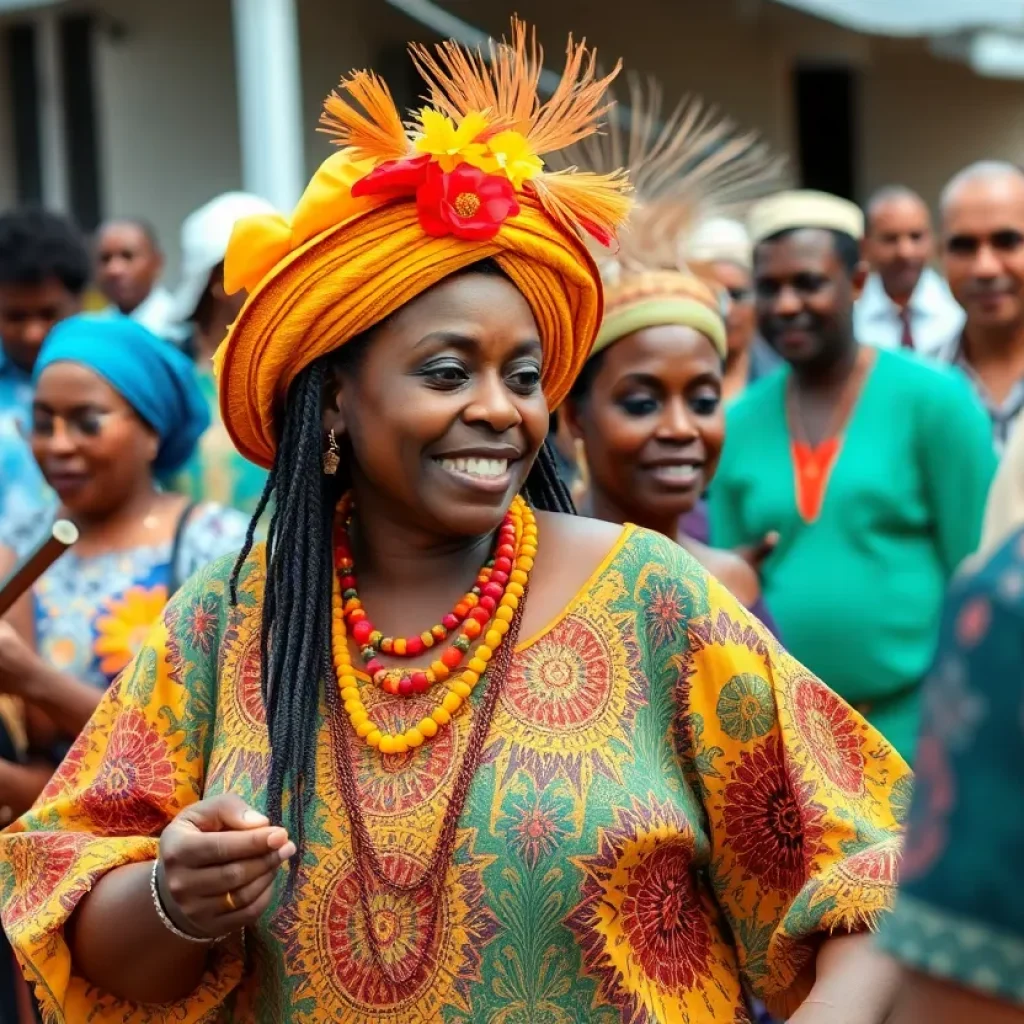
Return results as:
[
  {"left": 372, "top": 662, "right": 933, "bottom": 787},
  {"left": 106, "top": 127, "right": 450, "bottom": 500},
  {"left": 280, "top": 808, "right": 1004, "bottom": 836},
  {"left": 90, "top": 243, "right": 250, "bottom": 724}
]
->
[
  {"left": 552, "top": 77, "right": 787, "bottom": 358},
  {"left": 555, "top": 76, "right": 787, "bottom": 279}
]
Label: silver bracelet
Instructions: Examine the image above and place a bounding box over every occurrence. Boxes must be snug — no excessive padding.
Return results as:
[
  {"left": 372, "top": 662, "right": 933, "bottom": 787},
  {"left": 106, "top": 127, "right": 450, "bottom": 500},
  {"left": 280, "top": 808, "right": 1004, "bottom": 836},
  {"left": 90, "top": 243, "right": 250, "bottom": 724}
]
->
[{"left": 149, "top": 859, "right": 217, "bottom": 945}]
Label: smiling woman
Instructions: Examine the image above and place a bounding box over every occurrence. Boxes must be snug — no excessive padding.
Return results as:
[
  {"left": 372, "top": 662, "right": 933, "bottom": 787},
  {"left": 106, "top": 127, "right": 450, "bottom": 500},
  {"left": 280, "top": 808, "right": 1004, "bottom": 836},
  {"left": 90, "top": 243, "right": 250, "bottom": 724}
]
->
[
  {"left": 0, "top": 21, "right": 907, "bottom": 1024},
  {"left": 0, "top": 314, "right": 248, "bottom": 808},
  {"left": 561, "top": 81, "right": 779, "bottom": 618}
]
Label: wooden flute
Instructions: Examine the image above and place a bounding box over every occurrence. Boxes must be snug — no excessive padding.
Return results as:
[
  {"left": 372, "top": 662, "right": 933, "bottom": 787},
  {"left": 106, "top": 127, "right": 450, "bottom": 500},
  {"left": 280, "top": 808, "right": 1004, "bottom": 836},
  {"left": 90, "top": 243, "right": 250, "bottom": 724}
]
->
[{"left": 0, "top": 520, "right": 79, "bottom": 618}]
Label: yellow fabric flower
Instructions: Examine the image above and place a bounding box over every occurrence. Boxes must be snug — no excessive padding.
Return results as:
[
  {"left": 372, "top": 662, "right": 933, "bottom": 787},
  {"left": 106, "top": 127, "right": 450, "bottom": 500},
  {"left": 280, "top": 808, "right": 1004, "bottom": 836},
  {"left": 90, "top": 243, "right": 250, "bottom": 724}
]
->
[
  {"left": 467, "top": 130, "right": 545, "bottom": 189},
  {"left": 93, "top": 585, "right": 169, "bottom": 677},
  {"left": 415, "top": 109, "right": 489, "bottom": 172}
]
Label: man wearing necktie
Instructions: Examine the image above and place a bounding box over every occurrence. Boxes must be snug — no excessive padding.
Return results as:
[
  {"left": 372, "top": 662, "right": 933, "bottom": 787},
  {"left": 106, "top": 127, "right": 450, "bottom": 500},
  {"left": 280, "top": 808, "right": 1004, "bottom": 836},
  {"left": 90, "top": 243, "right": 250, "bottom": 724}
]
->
[{"left": 854, "top": 186, "right": 964, "bottom": 355}]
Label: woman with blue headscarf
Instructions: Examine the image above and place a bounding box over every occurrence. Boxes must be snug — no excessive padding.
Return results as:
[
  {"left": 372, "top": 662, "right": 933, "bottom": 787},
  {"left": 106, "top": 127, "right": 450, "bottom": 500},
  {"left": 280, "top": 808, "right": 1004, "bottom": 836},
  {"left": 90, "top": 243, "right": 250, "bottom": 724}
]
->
[{"left": 0, "top": 314, "right": 247, "bottom": 815}]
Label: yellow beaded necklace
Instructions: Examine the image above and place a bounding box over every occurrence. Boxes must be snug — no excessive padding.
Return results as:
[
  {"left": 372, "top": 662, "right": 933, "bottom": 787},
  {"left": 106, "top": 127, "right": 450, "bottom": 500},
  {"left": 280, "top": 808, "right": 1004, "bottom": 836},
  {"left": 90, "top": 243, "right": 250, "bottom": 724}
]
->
[{"left": 332, "top": 495, "right": 538, "bottom": 751}]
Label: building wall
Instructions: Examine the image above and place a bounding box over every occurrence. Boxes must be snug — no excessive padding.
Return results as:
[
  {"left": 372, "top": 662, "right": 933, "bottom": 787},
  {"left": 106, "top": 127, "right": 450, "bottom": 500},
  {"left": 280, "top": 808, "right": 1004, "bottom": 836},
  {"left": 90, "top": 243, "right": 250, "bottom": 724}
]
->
[
  {"left": 91, "top": 0, "right": 241, "bottom": 277},
  {"left": 419, "top": 0, "right": 1024, "bottom": 208},
  {"left": 862, "top": 44, "right": 1024, "bottom": 207},
  {"left": 3, "top": 0, "right": 1024, "bottom": 277},
  {"left": 298, "top": 0, "right": 376, "bottom": 179}
]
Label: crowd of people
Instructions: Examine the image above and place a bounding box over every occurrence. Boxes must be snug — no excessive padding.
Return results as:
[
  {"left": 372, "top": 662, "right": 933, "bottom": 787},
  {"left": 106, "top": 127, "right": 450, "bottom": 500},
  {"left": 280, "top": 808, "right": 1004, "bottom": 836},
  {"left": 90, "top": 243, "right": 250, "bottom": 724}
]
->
[{"left": 0, "top": 17, "right": 1020, "bottom": 1024}]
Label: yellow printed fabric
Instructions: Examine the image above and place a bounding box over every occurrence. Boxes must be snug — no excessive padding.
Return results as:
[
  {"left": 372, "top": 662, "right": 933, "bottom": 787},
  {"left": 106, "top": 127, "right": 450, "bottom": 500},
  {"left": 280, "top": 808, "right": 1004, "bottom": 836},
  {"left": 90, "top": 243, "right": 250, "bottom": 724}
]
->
[{"left": 0, "top": 528, "right": 908, "bottom": 1022}]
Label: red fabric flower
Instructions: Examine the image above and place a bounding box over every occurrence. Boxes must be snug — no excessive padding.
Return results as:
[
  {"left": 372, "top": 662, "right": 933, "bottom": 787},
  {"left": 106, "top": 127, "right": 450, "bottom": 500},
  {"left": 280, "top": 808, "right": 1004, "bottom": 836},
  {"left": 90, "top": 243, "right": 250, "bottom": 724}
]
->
[
  {"left": 416, "top": 163, "right": 520, "bottom": 241},
  {"left": 350, "top": 154, "right": 431, "bottom": 198}
]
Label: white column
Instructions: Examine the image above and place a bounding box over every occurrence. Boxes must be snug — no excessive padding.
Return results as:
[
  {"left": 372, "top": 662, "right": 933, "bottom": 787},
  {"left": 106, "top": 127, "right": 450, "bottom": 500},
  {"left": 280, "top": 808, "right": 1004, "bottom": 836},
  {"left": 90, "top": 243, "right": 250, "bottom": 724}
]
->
[
  {"left": 231, "top": 0, "right": 305, "bottom": 211},
  {"left": 36, "top": 10, "right": 69, "bottom": 212}
]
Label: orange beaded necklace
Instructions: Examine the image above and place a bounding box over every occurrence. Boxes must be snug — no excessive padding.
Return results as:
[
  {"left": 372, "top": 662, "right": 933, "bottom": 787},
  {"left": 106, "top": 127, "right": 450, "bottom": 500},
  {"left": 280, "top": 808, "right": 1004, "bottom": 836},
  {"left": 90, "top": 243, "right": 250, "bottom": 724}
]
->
[{"left": 331, "top": 494, "right": 538, "bottom": 751}]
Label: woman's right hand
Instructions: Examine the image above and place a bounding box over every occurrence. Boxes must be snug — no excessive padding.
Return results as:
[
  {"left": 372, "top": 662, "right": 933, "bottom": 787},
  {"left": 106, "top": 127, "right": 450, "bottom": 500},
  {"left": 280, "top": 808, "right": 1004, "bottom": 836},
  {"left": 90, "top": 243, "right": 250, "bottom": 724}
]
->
[{"left": 156, "top": 794, "right": 295, "bottom": 940}]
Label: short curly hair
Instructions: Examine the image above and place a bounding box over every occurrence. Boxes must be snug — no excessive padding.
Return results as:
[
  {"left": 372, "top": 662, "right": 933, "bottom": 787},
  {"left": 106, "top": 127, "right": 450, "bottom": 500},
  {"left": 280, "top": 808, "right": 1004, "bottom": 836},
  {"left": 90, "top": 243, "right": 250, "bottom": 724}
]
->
[{"left": 0, "top": 208, "right": 90, "bottom": 295}]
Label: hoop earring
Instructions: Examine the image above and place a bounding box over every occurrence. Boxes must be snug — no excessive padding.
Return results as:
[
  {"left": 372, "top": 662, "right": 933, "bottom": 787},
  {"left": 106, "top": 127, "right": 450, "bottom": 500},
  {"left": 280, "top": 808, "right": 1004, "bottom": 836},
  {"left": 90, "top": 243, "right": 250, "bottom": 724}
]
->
[{"left": 323, "top": 429, "right": 341, "bottom": 476}]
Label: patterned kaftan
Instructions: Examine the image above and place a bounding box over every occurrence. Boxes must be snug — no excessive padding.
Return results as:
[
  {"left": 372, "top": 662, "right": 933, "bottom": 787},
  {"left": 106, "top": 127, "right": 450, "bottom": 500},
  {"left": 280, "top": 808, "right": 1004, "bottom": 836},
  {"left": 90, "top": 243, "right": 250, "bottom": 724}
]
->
[{"left": 0, "top": 526, "right": 909, "bottom": 1023}]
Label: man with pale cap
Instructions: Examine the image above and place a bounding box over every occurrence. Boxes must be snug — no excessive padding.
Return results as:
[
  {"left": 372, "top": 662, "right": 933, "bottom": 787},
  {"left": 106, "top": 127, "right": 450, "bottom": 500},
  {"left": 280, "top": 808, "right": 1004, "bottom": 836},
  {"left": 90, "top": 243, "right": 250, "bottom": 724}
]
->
[
  {"left": 687, "top": 216, "right": 781, "bottom": 398},
  {"left": 937, "top": 161, "right": 1024, "bottom": 451},
  {"left": 855, "top": 186, "right": 963, "bottom": 355},
  {"left": 710, "top": 189, "right": 996, "bottom": 758},
  {"left": 168, "top": 192, "right": 276, "bottom": 517}
]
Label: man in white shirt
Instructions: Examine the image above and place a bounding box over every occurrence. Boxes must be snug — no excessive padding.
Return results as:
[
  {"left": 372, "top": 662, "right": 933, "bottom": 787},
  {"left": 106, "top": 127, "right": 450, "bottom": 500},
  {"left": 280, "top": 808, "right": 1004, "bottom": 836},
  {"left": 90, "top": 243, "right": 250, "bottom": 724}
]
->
[
  {"left": 936, "top": 161, "right": 1024, "bottom": 452},
  {"left": 855, "top": 186, "right": 964, "bottom": 355},
  {"left": 94, "top": 219, "right": 187, "bottom": 345}
]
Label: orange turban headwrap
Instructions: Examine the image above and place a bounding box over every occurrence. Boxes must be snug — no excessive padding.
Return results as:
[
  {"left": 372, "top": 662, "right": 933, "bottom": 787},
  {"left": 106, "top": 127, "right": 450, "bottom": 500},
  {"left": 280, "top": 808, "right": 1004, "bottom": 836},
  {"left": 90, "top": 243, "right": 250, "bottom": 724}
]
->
[{"left": 218, "top": 21, "right": 633, "bottom": 469}]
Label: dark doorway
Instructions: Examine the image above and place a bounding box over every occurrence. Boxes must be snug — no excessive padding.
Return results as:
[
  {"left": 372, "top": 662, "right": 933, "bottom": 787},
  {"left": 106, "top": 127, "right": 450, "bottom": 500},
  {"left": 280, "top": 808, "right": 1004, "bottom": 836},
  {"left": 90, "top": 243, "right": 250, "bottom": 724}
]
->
[
  {"left": 793, "top": 63, "right": 858, "bottom": 200},
  {"left": 5, "top": 22, "right": 43, "bottom": 205},
  {"left": 60, "top": 14, "right": 101, "bottom": 231}
]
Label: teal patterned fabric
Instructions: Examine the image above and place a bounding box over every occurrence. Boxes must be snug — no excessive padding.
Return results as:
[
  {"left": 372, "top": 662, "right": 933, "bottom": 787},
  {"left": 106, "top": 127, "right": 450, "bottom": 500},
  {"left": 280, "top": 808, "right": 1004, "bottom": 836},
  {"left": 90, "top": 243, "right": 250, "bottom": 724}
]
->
[{"left": 877, "top": 525, "right": 1024, "bottom": 1005}]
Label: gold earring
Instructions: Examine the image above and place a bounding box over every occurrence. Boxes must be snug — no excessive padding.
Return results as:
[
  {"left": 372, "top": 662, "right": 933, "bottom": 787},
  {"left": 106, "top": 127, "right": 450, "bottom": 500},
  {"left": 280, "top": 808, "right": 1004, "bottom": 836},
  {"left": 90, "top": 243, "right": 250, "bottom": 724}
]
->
[{"left": 323, "top": 430, "right": 340, "bottom": 476}]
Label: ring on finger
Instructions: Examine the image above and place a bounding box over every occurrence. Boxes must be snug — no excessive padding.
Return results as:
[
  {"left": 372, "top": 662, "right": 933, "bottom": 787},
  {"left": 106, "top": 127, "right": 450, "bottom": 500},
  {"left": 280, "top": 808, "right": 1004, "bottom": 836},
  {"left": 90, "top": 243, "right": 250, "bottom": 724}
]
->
[{"left": 223, "top": 890, "right": 237, "bottom": 913}]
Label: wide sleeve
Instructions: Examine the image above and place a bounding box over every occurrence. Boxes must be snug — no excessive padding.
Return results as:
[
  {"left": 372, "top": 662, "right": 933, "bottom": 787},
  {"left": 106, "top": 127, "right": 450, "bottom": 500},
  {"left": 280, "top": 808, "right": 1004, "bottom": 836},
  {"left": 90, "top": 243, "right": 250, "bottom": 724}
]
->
[
  {"left": 876, "top": 547, "right": 1024, "bottom": 1006},
  {"left": 677, "top": 569, "right": 910, "bottom": 1018},
  {"left": 0, "top": 556, "right": 242, "bottom": 1023},
  {"left": 918, "top": 369, "right": 997, "bottom": 575}
]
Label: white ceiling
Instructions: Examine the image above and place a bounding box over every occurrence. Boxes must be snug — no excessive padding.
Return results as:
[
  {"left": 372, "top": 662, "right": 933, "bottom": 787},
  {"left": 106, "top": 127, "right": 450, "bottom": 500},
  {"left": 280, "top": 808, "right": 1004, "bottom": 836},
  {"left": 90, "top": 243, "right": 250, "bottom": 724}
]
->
[
  {"left": 774, "top": 0, "right": 1024, "bottom": 36},
  {"left": 0, "top": 0, "right": 60, "bottom": 10}
]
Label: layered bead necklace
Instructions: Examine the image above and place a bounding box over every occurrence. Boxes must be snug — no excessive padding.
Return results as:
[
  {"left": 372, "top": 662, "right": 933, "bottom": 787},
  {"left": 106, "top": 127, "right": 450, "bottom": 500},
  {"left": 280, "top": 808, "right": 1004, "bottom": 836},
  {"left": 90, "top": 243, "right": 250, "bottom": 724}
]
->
[
  {"left": 331, "top": 493, "right": 537, "bottom": 752},
  {"left": 328, "top": 495, "right": 536, "bottom": 984}
]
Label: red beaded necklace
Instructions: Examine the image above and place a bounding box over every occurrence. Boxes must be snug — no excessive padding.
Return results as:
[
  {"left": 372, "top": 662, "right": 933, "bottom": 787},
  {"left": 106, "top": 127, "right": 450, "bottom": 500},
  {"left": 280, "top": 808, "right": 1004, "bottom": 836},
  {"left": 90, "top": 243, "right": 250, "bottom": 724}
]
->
[
  {"left": 335, "top": 497, "right": 525, "bottom": 700},
  {"left": 332, "top": 494, "right": 537, "bottom": 752}
]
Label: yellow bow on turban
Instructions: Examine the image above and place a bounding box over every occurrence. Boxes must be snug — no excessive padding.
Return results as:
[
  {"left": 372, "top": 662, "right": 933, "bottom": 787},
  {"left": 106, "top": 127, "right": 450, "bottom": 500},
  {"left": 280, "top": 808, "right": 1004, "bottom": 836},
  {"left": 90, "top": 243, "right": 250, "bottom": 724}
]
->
[{"left": 218, "top": 20, "right": 633, "bottom": 470}]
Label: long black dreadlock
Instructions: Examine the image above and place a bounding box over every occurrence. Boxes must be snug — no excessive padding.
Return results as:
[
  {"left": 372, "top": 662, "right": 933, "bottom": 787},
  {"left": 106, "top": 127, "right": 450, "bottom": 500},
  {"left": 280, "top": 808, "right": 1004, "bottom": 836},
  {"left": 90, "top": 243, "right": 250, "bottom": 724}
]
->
[{"left": 232, "top": 352, "right": 576, "bottom": 861}]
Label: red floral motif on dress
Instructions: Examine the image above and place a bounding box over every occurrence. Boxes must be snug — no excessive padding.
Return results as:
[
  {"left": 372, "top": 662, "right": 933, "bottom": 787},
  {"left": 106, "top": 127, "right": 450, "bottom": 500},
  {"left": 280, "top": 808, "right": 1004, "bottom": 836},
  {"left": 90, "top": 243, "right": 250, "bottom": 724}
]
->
[
  {"left": 326, "top": 852, "right": 437, "bottom": 1005},
  {"left": 956, "top": 596, "right": 991, "bottom": 647},
  {"left": 898, "top": 735, "right": 954, "bottom": 882},
  {"left": 723, "top": 734, "right": 828, "bottom": 895},
  {"left": 2, "top": 833, "right": 89, "bottom": 927},
  {"left": 272, "top": 837, "right": 497, "bottom": 1018},
  {"left": 688, "top": 608, "right": 770, "bottom": 659},
  {"left": 236, "top": 631, "right": 267, "bottom": 729},
  {"left": 644, "top": 580, "right": 690, "bottom": 651},
  {"left": 567, "top": 797, "right": 729, "bottom": 1020},
  {"left": 620, "top": 839, "right": 714, "bottom": 990},
  {"left": 503, "top": 617, "right": 612, "bottom": 733},
  {"left": 79, "top": 707, "right": 177, "bottom": 835},
  {"left": 37, "top": 734, "right": 89, "bottom": 804},
  {"left": 184, "top": 594, "right": 220, "bottom": 655},
  {"left": 489, "top": 610, "right": 644, "bottom": 793},
  {"left": 791, "top": 676, "right": 866, "bottom": 796}
]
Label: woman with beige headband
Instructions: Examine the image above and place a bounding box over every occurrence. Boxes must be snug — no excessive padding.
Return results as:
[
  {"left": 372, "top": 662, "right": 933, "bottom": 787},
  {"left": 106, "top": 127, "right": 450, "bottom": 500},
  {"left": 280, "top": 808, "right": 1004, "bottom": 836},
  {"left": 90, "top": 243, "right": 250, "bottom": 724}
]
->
[
  {"left": 562, "top": 87, "right": 780, "bottom": 622},
  {"left": 0, "top": 26, "right": 904, "bottom": 1023}
]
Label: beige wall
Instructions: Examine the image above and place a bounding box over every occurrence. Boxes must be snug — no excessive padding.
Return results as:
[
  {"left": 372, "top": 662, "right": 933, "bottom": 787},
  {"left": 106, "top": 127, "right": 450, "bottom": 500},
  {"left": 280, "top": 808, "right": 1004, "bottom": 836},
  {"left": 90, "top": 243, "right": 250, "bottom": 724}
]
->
[
  {"left": 422, "top": 0, "right": 1024, "bottom": 208},
  {"left": 91, "top": 0, "right": 241, "bottom": 277},
  {"left": 862, "top": 43, "right": 1024, "bottom": 207},
  {"left": 298, "top": 0, "right": 376, "bottom": 179},
  {"left": 3, "top": 0, "right": 1024, "bottom": 274}
]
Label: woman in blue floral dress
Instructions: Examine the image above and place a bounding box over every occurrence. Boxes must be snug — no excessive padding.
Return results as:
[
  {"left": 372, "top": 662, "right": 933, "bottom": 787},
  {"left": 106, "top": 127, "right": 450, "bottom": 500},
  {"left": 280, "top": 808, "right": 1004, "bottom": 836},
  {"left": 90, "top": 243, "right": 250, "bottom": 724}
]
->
[{"left": 0, "top": 314, "right": 247, "bottom": 814}]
